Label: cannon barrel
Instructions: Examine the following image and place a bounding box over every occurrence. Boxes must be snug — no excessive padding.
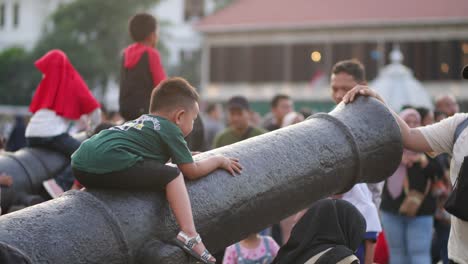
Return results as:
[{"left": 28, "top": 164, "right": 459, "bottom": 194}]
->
[{"left": 0, "top": 97, "right": 402, "bottom": 264}]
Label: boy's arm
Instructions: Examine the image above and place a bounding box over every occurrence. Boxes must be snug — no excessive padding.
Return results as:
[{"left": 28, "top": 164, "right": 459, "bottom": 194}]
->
[{"left": 178, "top": 155, "right": 241, "bottom": 180}]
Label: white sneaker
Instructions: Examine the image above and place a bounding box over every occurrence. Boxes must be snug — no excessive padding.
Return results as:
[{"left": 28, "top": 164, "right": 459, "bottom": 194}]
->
[{"left": 42, "top": 179, "right": 64, "bottom": 199}]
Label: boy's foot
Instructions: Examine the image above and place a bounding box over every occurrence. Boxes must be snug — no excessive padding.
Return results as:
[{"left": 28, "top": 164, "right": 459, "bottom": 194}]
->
[
  {"left": 174, "top": 231, "right": 216, "bottom": 264},
  {"left": 42, "top": 179, "right": 64, "bottom": 199}
]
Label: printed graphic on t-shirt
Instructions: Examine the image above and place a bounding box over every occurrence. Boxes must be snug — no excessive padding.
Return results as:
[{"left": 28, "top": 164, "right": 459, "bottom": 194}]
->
[{"left": 111, "top": 115, "right": 161, "bottom": 132}]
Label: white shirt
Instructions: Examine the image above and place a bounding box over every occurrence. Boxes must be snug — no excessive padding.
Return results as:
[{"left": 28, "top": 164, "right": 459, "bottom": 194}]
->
[
  {"left": 342, "top": 183, "right": 382, "bottom": 233},
  {"left": 25, "top": 108, "right": 101, "bottom": 138},
  {"left": 419, "top": 113, "right": 468, "bottom": 264}
]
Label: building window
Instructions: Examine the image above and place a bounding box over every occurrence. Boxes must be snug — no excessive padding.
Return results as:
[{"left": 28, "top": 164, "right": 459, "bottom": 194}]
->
[
  {"left": 13, "top": 2, "right": 19, "bottom": 27},
  {"left": 0, "top": 3, "right": 5, "bottom": 28},
  {"left": 184, "top": 0, "right": 204, "bottom": 21}
]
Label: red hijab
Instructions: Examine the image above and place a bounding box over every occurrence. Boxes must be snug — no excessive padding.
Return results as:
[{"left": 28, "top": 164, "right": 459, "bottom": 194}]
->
[{"left": 29, "top": 49, "right": 100, "bottom": 120}]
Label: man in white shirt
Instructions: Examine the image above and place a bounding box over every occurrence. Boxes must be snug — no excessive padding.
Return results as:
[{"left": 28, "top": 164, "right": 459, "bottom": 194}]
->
[
  {"left": 343, "top": 64, "right": 468, "bottom": 264},
  {"left": 330, "top": 60, "right": 382, "bottom": 264}
]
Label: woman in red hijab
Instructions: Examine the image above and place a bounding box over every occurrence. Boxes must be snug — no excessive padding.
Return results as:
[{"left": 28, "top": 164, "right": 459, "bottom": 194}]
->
[{"left": 25, "top": 49, "right": 101, "bottom": 198}]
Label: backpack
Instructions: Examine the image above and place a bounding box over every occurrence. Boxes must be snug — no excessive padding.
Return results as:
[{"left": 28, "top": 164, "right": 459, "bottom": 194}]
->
[{"left": 444, "top": 118, "right": 468, "bottom": 221}]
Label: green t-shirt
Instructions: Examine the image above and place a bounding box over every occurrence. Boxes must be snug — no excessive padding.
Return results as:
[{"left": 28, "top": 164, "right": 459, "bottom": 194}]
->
[
  {"left": 71, "top": 115, "right": 193, "bottom": 174},
  {"left": 213, "top": 127, "right": 266, "bottom": 148}
]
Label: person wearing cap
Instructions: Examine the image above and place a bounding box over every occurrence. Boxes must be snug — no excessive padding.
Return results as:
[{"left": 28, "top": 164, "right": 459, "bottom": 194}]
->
[
  {"left": 211, "top": 96, "right": 266, "bottom": 263},
  {"left": 213, "top": 96, "right": 266, "bottom": 148},
  {"left": 342, "top": 64, "right": 468, "bottom": 264}
]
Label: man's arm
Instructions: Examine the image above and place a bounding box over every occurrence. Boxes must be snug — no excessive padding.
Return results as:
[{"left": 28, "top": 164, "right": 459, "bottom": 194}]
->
[
  {"left": 343, "top": 85, "right": 433, "bottom": 153},
  {"left": 178, "top": 155, "right": 242, "bottom": 180},
  {"left": 364, "top": 240, "right": 376, "bottom": 264}
]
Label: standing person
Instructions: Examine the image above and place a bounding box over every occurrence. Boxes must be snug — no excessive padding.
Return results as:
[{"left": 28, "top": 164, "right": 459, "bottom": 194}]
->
[
  {"left": 272, "top": 199, "right": 366, "bottom": 264},
  {"left": 119, "top": 13, "right": 166, "bottom": 121},
  {"left": 261, "top": 94, "right": 294, "bottom": 245},
  {"left": 435, "top": 95, "right": 459, "bottom": 118},
  {"left": 212, "top": 96, "right": 266, "bottom": 263},
  {"left": 262, "top": 94, "right": 293, "bottom": 132},
  {"left": 213, "top": 96, "right": 266, "bottom": 148},
  {"left": 415, "top": 107, "right": 451, "bottom": 264},
  {"left": 203, "top": 103, "right": 225, "bottom": 150},
  {"left": 279, "top": 111, "right": 305, "bottom": 245},
  {"left": 329, "top": 60, "right": 382, "bottom": 264},
  {"left": 72, "top": 78, "right": 242, "bottom": 264},
  {"left": 379, "top": 108, "right": 442, "bottom": 264},
  {"left": 223, "top": 233, "right": 280, "bottom": 264},
  {"left": 25, "top": 49, "right": 101, "bottom": 198},
  {"left": 342, "top": 64, "right": 468, "bottom": 264}
]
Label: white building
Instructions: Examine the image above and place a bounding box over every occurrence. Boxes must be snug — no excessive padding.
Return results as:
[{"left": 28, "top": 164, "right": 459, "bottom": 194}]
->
[{"left": 0, "top": 0, "right": 66, "bottom": 51}]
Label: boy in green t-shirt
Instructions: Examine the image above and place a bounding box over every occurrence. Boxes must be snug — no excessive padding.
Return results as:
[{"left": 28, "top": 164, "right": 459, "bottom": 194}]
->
[{"left": 71, "top": 77, "right": 241, "bottom": 264}]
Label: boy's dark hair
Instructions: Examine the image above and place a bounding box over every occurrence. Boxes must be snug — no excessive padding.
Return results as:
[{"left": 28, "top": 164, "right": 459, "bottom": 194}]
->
[
  {"left": 271, "top": 94, "right": 291, "bottom": 108},
  {"left": 150, "top": 77, "right": 199, "bottom": 113},
  {"left": 129, "top": 13, "right": 158, "bottom": 42},
  {"left": 332, "top": 60, "right": 366, "bottom": 83}
]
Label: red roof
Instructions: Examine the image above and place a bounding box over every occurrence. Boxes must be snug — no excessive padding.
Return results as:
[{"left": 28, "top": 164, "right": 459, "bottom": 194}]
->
[{"left": 197, "top": 0, "right": 468, "bottom": 32}]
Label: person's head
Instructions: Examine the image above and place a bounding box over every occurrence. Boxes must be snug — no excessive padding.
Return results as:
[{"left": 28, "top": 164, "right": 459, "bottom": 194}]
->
[
  {"left": 150, "top": 77, "right": 200, "bottom": 136},
  {"left": 400, "top": 108, "right": 421, "bottom": 129},
  {"left": 227, "top": 96, "right": 251, "bottom": 132},
  {"left": 330, "top": 60, "right": 366, "bottom": 104},
  {"left": 271, "top": 94, "right": 293, "bottom": 124},
  {"left": 129, "top": 13, "right": 159, "bottom": 47},
  {"left": 434, "top": 110, "right": 447, "bottom": 123},
  {"left": 415, "top": 107, "right": 434, "bottom": 126},
  {"left": 435, "top": 94, "right": 459, "bottom": 117},
  {"left": 205, "top": 103, "right": 223, "bottom": 121},
  {"left": 281, "top": 112, "right": 304, "bottom": 127},
  {"left": 273, "top": 199, "right": 366, "bottom": 264}
]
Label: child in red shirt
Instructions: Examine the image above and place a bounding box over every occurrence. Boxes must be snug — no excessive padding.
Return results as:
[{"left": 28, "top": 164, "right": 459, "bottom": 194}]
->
[{"left": 119, "top": 13, "right": 166, "bottom": 121}]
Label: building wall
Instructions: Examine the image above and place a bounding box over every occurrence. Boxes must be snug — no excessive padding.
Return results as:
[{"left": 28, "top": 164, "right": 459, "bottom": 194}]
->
[{"left": 0, "top": 0, "right": 64, "bottom": 51}]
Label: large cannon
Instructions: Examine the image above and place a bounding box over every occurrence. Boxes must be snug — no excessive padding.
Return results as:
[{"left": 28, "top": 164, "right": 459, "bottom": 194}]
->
[
  {"left": 0, "top": 148, "right": 66, "bottom": 212},
  {"left": 0, "top": 97, "right": 402, "bottom": 264}
]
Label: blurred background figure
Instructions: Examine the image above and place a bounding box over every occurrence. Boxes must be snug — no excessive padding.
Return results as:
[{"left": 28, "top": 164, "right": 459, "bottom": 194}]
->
[
  {"left": 25, "top": 50, "right": 101, "bottom": 198},
  {"left": 435, "top": 95, "right": 459, "bottom": 118},
  {"left": 203, "top": 103, "right": 225, "bottom": 150},
  {"left": 262, "top": 94, "right": 294, "bottom": 132}
]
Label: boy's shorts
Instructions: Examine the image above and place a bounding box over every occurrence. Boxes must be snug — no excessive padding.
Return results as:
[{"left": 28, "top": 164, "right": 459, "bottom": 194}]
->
[{"left": 73, "top": 159, "right": 180, "bottom": 191}]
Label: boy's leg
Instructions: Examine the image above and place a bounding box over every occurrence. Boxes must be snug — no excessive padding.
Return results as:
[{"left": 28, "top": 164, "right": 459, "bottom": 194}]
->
[{"left": 166, "top": 174, "right": 215, "bottom": 262}]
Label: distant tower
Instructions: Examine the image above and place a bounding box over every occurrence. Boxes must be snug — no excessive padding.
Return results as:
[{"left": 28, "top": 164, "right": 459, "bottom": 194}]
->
[{"left": 372, "top": 44, "right": 433, "bottom": 111}]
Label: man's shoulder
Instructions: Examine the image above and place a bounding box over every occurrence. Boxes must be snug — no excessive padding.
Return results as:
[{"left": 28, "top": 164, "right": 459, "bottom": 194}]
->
[
  {"left": 250, "top": 127, "right": 267, "bottom": 136},
  {"left": 216, "top": 128, "right": 235, "bottom": 138}
]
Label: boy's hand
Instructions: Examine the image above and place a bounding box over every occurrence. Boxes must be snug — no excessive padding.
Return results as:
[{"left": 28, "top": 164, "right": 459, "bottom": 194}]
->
[
  {"left": 219, "top": 156, "right": 242, "bottom": 176},
  {"left": 342, "top": 85, "right": 385, "bottom": 104},
  {"left": 0, "top": 174, "right": 13, "bottom": 187}
]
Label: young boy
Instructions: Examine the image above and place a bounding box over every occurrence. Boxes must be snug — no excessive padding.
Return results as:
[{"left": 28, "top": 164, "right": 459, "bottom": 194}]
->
[
  {"left": 72, "top": 77, "right": 242, "bottom": 264},
  {"left": 119, "top": 13, "right": 166, "bottom": 121}
]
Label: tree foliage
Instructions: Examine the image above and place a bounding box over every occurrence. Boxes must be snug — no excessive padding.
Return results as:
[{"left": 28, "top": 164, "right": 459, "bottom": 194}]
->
[{"left": 0, "top": 47, "right": 39, "bottom": 105}]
